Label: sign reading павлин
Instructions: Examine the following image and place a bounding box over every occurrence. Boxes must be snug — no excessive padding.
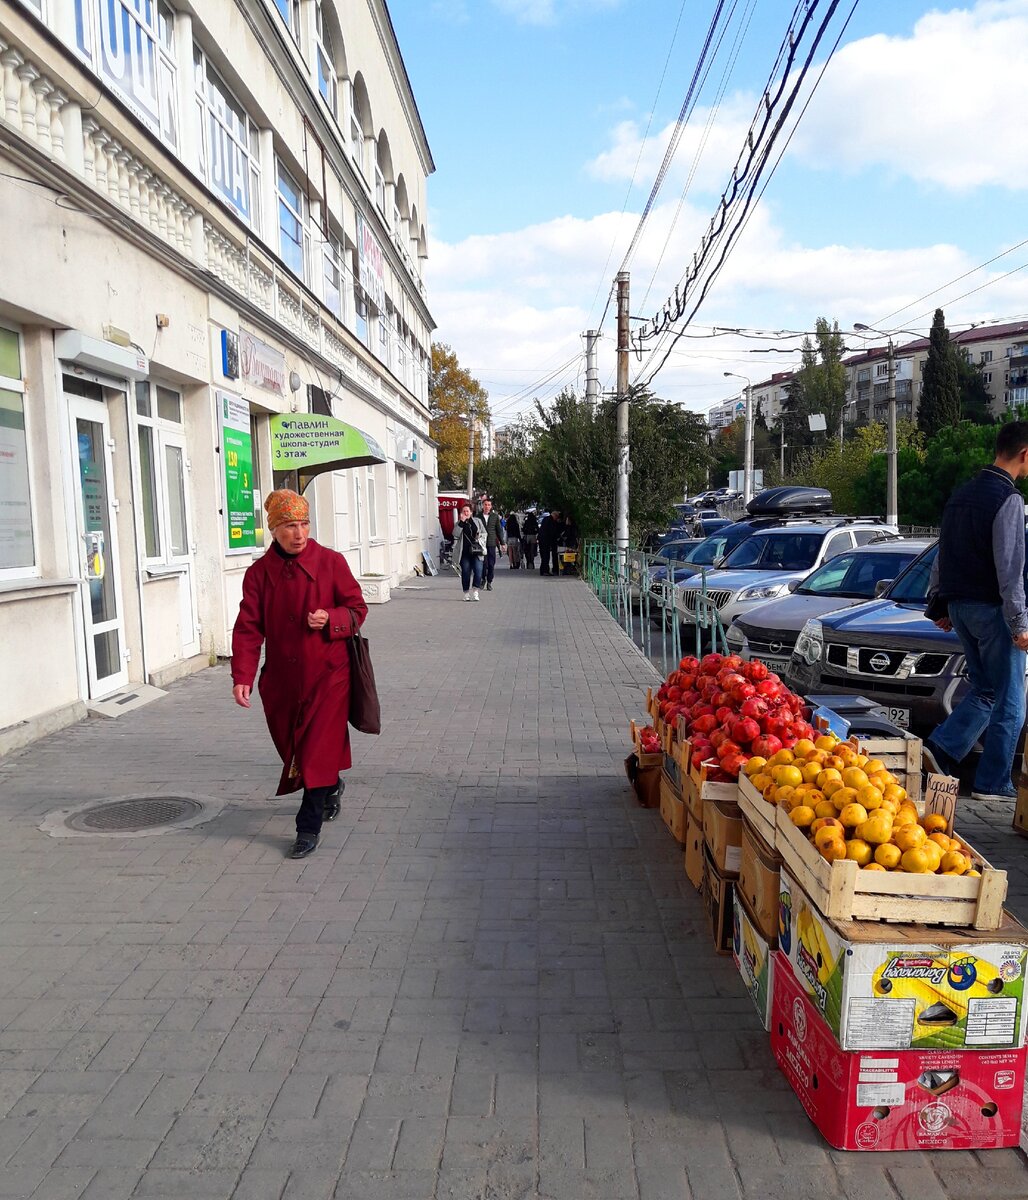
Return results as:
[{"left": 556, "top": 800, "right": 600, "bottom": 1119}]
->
[
  {"left": 219, "top": 391, "right": 256, "bottom": 552},
  {"left": 271, "top": 413, "right": 386, "bottom": 475}
]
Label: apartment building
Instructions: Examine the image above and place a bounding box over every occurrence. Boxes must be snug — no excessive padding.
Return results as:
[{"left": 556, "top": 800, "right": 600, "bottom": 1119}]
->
[{"left": 0, "top": 0, "right": 438, "bottom": 751}]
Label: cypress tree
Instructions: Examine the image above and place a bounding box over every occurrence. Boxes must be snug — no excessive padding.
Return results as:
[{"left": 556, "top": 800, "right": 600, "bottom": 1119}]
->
[{"left": 918, "top": 309, "right": 961, "bottom": 437}]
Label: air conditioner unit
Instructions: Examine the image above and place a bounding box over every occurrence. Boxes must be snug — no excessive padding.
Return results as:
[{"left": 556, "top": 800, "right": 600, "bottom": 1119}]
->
[{"left": 398, "top": 436, "right": 419, "bottom": 464}]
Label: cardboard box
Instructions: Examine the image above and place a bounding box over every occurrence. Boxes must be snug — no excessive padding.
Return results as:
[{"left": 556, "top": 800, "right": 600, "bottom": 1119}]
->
[
  {"left": 733, "top": 891, "right": 775, "bottom": 1030},
  {"left": 702, "top": 845, "right": 735, "bottom": 956},
  {"left": 624, "top": 754, "right": 660, "bottom": 808},
  {"left": 681, "top": 816, "right": 705, "bottom": 892},
  {"left": 683, "top": 810, "right": 704, "bottom": 891},
  {"left": 738, "top": 822, "right": 781, "bottom": 944},
  {"left": 770, "top": 951, "right": 1027, "bottom": 1151},
  {"left": 703, "top": 797, "right": 743, "bottom": 877},
  {"left": 1014, "top": 783, "right": 1028, "bottom": 838},
  {"left": 778, "top": 871, "right": 1028, "bottom": 1051},
  {"left": 659, "top": 774, "right": 686, "bottom": 843}
]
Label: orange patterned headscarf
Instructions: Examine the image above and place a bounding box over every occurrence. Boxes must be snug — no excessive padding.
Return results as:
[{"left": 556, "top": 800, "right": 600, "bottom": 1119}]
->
[{"left": 264, "top": 489, "right": 309, "bottom": 530}]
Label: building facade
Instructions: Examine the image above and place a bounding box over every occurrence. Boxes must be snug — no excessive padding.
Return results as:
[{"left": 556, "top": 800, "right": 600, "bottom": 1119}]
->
[{"left": 0, "top": 0, "right": 438, "bottom": 752}]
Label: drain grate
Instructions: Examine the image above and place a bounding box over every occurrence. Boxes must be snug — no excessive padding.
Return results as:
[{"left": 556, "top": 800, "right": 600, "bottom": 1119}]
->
[
  {"left": 41, "top": 793, "right": 225, "bottom": 839},
  {"left": 66, "top": 796, "right": 204, "bottom": 833}
]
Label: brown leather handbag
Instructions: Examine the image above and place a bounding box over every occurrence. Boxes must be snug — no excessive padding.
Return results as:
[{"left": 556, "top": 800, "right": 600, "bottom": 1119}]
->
[{"left": 347, "top": 608, "right": 381, "bottom": 735}]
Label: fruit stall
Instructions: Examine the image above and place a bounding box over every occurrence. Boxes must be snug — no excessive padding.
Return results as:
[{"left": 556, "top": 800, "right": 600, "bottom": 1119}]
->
[{"left": 626, "top": 651, "right": 1028, "bottom": 1153}]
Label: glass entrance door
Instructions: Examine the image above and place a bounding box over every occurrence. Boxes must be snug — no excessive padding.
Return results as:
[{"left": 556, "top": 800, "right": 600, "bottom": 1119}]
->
[{"left": 65, "top": 377, "right": 128, "bottom": 695}]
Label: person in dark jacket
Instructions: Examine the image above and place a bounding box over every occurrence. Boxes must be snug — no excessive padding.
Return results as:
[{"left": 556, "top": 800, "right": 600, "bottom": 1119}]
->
[
  {"left": 926, "top": 421, "right": 1028, "bottom": 801},
  {"left": 521, "top": 511, "right": 539, "bottom": 568},
  {"left": 538, "top": 509, "right": 562, "bottom": 576},
  {"left": 480, "top": 498, "right": 506, "bottom": 590},
  {"left": 505, "top": 511, "right": 522, "bottom": 569}
]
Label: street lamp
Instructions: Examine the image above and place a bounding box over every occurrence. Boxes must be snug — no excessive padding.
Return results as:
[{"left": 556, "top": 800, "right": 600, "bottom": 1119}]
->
[
  {"left": 853, "top": 323, "right": 926, "bottom": 527},
  {"left": 724, "top": 371, "right": 754, "bottom": 503}
]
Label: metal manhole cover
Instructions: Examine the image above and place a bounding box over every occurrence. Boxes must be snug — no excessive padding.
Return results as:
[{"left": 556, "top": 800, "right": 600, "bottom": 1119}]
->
[
  {"left": 66, "top": 796, "right": 203, "bottom": 833},
  {"left": 41, "top": 793, "right": 225, "bottom": 839}
]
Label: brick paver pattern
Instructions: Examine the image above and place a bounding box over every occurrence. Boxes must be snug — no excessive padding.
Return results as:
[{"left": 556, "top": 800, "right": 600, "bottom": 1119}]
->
[{"left": 0, "top": 564, "right": 1026, "bottom": 1198}]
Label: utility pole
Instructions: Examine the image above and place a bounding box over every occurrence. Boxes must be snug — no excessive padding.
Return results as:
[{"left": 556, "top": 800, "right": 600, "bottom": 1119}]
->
[
  {"left": 886, "top": 338, "right": 898, "bottom": 526},
  {"left": 584, "top": 329, "right": 600, "bottom": 405},
  {"left": 615, "top": 272, "right": 630, "bottom": 556},
  {"left": 466, "top": 400, "right": 475, "bottom": 502},
  {"left": 780, "top": 420, "right": 785, "bottom": 476}
]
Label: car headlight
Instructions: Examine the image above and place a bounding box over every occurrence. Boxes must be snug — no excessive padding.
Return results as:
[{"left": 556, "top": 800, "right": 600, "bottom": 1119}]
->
[
  {"left": 737, "top": 583, "right": 786, "bottom": 602},
  {"left": 794, "top": 619, "right": 824, "bottom": 666},
  {"left": 726, "top": 625, "right": 746, "bottom": 650}
]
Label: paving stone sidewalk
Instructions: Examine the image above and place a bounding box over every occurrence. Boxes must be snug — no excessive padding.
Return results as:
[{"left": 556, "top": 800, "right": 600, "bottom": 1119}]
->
[{"left": 0, "top": 563, "right": 1025, "bottom": 1199}]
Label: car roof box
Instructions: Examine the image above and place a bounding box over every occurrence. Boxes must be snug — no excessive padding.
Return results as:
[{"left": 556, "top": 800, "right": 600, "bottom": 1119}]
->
[{"left": 746, "top": 486, "right": 833, "bottom": 516}]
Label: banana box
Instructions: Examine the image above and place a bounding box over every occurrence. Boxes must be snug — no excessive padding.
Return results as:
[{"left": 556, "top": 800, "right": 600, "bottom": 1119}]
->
[
  {"left": 777, "top": 871, "right": 1028, "bottom": 1051},
  {"left": 732, "top": 891, "right": 775, "bottom": 1030},
  {"left": 770, "top": 952, "right": 1028, "bottom": 1152}
]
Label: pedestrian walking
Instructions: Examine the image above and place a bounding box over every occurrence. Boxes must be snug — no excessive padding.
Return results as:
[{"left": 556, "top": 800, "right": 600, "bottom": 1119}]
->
[
  {"left": 480, "top": 497, "right": 506, "bottom": 590},
  {"left": 521, "top": 510, "right": 539, "bottom": 569},
  {"left": 452, "top": 502, "right": 487, "bottom": 601},
  {"left": 506, "top": 511, "right": 522, "bottom": 569},
  {"left": 926, "top": 421, "right": 1028, "bottom": 802},
  {"left": 230, "top": 489, "right": 368, "bottom": 858},
  {"left": 538, "top": 509, "right": 562, "bottom": 577}
]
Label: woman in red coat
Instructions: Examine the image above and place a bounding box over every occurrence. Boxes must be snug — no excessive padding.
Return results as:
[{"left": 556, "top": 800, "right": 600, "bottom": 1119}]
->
[{"left": 231, "top": 489, "right": 368, "bottom": 858}]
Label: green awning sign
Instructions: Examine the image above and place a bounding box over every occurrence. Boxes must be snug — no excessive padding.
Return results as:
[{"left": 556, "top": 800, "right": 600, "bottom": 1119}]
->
[{"left": 270, "top": 414, "right": 386, "bottom": 485}]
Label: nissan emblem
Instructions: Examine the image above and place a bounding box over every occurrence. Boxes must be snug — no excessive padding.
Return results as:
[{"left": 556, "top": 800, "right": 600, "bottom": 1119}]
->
[{"left": 869, "top": 652, "right": 891, "bottom": 673}]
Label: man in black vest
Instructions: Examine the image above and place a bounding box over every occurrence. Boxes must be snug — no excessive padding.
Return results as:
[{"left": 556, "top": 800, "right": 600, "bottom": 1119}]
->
[{"left": 927, "top": 421, "right": 1028, "bottom": 801}]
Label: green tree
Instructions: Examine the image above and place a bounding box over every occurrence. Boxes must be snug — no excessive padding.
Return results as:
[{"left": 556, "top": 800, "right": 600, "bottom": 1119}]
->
[
  {"left": 428, "top": 343, "right": 490, "bottom": 488},
  {"left": 474, "top": 417, "right": 541, "bottom": 510},
  {"left": 779, "top": 318, "right": 847, "bottom": 466},
  {"left": 918, "top": 309, "right": 961, "bottom": 437},
  {"left": 956, "top": 350, "right": 994, "bottom": 424}
]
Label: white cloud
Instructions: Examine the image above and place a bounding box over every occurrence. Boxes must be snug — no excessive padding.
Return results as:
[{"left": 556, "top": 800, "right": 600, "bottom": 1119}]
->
[{"left": 791, "top": 1, "right": 1028, "bottom": 187}]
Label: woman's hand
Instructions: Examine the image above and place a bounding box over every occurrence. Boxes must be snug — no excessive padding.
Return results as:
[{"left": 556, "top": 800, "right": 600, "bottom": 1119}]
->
[
  {"left": 307, "top": 609, "right": 330, "bottom": 629},
  {"left": 232, "top": 684, "right": 251, "bottom": 708}
]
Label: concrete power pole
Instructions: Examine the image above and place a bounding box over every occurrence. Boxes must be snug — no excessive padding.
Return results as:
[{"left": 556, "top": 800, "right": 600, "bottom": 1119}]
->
[
  {"left": 466, "top": 401, "right": 475, "bottom": 501},
  {"left": 886, "top": 339, "right": 898, "bottom": 526},
  {"left": 584, "top": 329, "right": 600, "bottom": 404},
  {"left": 615, "top": 272, "right": 630, "bottom": 556}
]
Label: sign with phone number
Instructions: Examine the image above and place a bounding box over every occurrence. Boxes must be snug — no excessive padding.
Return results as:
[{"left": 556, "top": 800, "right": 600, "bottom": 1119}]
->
[{"left": 219, "top": 391, "right": 256, "bottom": 552}]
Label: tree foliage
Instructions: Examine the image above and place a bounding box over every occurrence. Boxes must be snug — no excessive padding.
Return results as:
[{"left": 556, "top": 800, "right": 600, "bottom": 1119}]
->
[
  {"left": 779, "top": 318, "right": 847, "bottom": 461},
  {"left": 918, "top": 309, "right": 961, "bottom": 437},
  {"left": 428, "top": 343, "right": 490, "bottom": 488},
  {"left": 476, "top": 385, "right": 712, "bottom": 539},
  {"left": 956, "top": 349, "right": 994, "bottom": 424}
]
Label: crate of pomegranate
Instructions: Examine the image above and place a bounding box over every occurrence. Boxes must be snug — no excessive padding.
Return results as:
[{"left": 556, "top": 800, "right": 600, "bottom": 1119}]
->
[
  {"left": 755, "top": 729, "right": 1007, "bottom": 930},
  {"left": 662, "top": 652, "right": 817, "bottom": 816}
]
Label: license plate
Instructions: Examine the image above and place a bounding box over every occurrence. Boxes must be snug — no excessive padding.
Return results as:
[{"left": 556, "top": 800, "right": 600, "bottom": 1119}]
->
[{"left": 885, "top": 706, "right": 910, "bottom": 729}]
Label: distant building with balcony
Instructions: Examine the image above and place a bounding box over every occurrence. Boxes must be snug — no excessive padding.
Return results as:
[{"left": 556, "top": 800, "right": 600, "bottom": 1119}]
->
[{"left": 708, "top": 397, "right": 743, "bottom": 431}]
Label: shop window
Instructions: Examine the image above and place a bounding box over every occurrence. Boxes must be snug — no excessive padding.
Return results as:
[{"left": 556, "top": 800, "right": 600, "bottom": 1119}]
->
[
  {"left": 134, "top": 381, "right": 190, "bottom": 563},
  {"left": 74, "top": 1, "right": 179, "bottom": 150},
  {"left": 276, "top": 160, "right": 309, "bottom": 281},
  {"left": 366, "top": 465, "right": 378, "bottom": 539},
  {"left": 0, "top": 325, "right": 35, "bottom": 575},
  {"left": 194, "top": 47, "right": 261, "bottom": 229}
]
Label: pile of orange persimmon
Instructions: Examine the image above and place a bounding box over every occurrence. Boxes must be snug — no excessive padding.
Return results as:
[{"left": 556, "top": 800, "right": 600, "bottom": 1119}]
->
[{"left": 743, "top": 732, "right": 978, "bottom": 875}]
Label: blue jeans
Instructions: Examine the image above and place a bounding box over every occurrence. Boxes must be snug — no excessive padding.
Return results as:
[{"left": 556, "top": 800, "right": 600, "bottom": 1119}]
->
[
  {"left": 460, "top": 551, "right": 484, "bottom": 592},
  {"left": 930, "top": 600, "right": 1025, "bottom": 795}
]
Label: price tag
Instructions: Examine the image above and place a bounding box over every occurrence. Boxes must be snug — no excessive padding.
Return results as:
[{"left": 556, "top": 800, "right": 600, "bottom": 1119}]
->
[{"left": 923, "top": 773, "right": 959, "bottom": 833}]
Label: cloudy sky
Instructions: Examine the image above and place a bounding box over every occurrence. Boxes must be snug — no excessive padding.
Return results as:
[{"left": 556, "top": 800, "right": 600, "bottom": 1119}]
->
[{"left": 389, "top": 0, "right": 1028, "bottom": 425}]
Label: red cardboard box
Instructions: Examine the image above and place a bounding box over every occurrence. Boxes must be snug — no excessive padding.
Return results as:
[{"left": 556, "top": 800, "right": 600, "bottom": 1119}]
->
[{"left": 769, "top": 952, "right": 1027, "bottom": 1151}]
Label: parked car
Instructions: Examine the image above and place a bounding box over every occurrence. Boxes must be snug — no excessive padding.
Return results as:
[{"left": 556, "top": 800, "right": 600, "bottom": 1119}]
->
[
  {"left": 725, "top": 539, "right": 929, "bottom": 677},
  {"left": 784, "top": 542, "right": 960, "bottom": 733},
  {"left": 640, "top": 538, "right": 702, "bottom": 596},
  {"left": 675, "top": 518, "right": 898, "bottom": 633},
  {"left": 695, "top": 515, "right": 732, "bottom": 537}
]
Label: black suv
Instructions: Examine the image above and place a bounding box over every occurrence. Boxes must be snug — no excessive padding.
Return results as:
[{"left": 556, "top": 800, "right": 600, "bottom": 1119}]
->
[{"left": 784, "top": 542, "right": 967, "bottom": 734}]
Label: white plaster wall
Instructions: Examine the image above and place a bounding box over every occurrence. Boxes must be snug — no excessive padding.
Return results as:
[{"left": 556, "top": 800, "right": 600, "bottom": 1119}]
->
[{"left": 0, "top": 593, "right": 79, "bottom": 730}]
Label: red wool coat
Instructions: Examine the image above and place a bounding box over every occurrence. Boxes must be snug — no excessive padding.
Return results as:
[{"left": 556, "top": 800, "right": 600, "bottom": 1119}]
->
[{"left": 231, "top": 538, "right": 368, "bottom": 794}]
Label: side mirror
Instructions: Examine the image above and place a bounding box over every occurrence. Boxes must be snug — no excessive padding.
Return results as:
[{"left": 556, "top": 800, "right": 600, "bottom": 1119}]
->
[
  {"left": 874, "top": 579, "right": 894, "bottom": 598},
  {"left": 787, "top": 579, "right": 801, "bottom": 593}
]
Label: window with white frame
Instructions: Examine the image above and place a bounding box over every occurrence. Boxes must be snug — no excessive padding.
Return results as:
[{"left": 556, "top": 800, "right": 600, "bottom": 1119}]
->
[
  {"left": 404, "top": 471, "right": 413, "bottom": 538},
  {"left": 347, "top": 82, "right": 365, "bottom": 176},
  {"left": 74, "top": 0, "right": 179, "bottom": 149},
  {"left": 984, "top": 372, "right": 993, "bottom": 386},
  {"left": 374, "top": 158, "right": 386, "bottom": 213},
  {"left": 194, "top": 47, "right": 261, "bottom": 229},
  {"left": 134, "top": 381, "right": 190, "bottom": 563},
  {"left": 315, "top": 1, "right": 338, "bottom": 117},
  {"left": 18, "top": 0, "right": 44, "bottom": 15},
  {"left": 351, "top": 471, "right": 363, "bottom": 544},
  {"left": 323, "top": 233, "right": 344, "bottom": 321},
  {"left": 981, "top": 350, "right": 993, "bottom": 364},
  {"left": 366, "top": 466, "right": 379, "bottom": 539},
  {"left": 0, "top": 325, "right": 35, "bottom": 575},
  {"left": 354, "top": 281, "right": 369, "bottom": 346},
  {"left": 273, "top": 0, "right": 300, "bottom": 40},
  {"left": 377, "top": 304, "right": 389, "bottom": 364},
  {"left": 276, "top": 161, "right": 309, "bottom": 281}
]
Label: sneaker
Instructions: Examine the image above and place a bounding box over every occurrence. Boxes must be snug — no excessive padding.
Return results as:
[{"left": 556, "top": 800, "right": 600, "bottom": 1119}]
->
[
  {"left": 971, "top": 790, "right": 1017, "bottom": 803},
  {"left": 472, "top": 590, "right": 480, "bottom": 601},
  {"left": 463, "top": 592, "right": 471, "bottom": 602},
  {"left": 486, "top": 582, "right": 492, "bottom": 590}
]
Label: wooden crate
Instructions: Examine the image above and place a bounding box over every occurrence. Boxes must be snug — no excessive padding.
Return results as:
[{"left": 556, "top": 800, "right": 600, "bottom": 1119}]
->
[
  {"left": 687, "top": 755, "right": 738, "bottom": 806},
  {"left": 629, "top": 720, "right": 662, "bottom": 770},
  {"left": 774, "top": 804, "right": 1007, "bottom": 931},
  {"left": 659, "top": 774, "right": 687, "bottom": 844},
  {"left": 850, "top": 732, "right": 924, "bottom": 805},
  {"left": 1014, "top": 783, "right": 1028, "bottom": 839},
  {"left": 645, "top": 686, "right": 660, "bottom": 723},
  {"left": 736, "top": 773, "right": 777, "bottom": 850}
]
